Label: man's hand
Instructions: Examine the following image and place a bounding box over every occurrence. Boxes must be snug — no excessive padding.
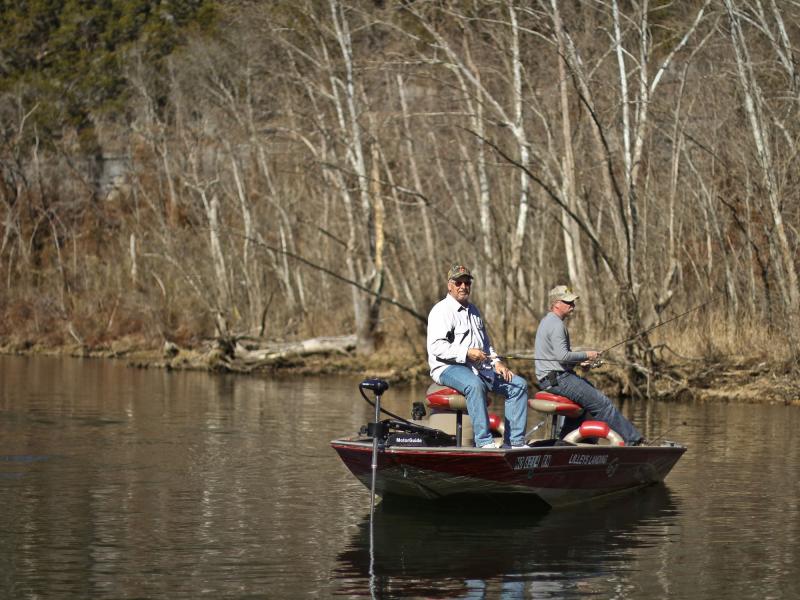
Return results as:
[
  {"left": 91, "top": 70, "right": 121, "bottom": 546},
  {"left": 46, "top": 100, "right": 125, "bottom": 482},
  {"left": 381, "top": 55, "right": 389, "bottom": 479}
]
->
[
  {"left": 580, "top": 350, "right": 602, "bottom": 369},
  {"left": 466, "top": 348, "right": 488, "bottom": 363},
  {"left": 494, "top": 361, "right": 514, "bottom": 382}
]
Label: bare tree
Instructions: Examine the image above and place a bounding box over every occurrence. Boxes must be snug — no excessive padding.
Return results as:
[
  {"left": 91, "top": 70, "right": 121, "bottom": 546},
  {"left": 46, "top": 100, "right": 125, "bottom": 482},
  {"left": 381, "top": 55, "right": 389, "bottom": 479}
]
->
[{"left": 723, "top": 0, "right": 800, "bottom": 320}]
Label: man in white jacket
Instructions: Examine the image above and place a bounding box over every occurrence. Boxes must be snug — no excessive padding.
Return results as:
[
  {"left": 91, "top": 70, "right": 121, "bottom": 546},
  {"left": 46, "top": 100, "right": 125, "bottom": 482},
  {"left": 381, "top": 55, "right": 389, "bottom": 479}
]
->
[{"left": 426, "top": 264, "right": 528, "bottom": 448}]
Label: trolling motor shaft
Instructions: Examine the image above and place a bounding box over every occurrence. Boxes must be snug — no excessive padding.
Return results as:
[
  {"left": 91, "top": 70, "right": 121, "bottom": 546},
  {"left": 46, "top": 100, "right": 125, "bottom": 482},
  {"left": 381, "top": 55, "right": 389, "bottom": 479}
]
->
[{"left": 359, "top": 378, "right": 390, "bottom": 591}]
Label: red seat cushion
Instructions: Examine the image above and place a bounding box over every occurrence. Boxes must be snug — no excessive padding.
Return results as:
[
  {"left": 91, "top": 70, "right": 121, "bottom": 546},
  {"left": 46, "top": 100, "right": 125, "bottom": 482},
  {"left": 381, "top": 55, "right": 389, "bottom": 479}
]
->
[
  {"left": 564, "top": 420, "right": 625, "bottom": 446},
  {"left": 528, "top": 391, "right": 584, "bottom": 417},
  {"left": 425, "top": 384, "right": 490, "bottom": 412}
]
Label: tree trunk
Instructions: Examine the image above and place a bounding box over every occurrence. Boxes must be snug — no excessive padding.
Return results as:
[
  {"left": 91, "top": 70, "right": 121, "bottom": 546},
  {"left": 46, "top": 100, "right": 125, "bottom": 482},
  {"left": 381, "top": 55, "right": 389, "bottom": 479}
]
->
[{"left": 725, "top": 0, "right": 800, "bottom": 318}]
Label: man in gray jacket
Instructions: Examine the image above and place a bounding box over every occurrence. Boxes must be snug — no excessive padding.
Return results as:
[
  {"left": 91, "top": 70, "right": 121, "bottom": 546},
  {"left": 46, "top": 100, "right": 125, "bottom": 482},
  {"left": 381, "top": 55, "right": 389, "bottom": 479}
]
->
[{"left": 534, "top": 285, "right": 644, "bottom": 445}]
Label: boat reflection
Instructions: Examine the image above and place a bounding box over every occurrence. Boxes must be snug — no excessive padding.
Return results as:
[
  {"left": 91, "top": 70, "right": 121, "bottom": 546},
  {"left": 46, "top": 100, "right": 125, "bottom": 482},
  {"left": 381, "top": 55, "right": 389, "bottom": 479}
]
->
[{"left": 333, "top": 484, "right": 679, "bottom": 598}]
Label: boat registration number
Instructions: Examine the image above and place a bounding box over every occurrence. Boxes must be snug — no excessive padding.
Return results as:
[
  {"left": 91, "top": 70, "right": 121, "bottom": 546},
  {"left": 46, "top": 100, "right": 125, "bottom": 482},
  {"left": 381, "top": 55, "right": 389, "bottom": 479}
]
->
[{"left": 513, "top": 454, "right": 552, "bottom": 470}]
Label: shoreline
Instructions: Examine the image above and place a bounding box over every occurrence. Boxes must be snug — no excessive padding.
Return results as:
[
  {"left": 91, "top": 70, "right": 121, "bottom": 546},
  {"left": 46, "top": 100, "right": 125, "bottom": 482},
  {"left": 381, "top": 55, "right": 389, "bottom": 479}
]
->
[{"left": 2, "top": 339, "right": 799, "bottom": 407}]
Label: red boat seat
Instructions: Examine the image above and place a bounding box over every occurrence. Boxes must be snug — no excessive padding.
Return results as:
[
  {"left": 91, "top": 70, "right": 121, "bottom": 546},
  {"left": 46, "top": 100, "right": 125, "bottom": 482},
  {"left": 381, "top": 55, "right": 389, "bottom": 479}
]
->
[
  {"left": 425, "top": 384, "right": 490, "bottom": 412},
  {"left": 528, "top": 391, "right": 584, "bottom": 418},
  {"left": 563, "top": 420, "right": 625, "bottom": 446},
  {"left": 424, "top": 384, "right": 502, "bottom": 446}
]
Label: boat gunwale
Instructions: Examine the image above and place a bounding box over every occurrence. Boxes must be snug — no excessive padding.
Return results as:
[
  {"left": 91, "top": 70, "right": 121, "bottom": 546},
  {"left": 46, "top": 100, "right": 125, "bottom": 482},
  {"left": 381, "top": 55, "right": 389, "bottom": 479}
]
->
[{"left": 330, "top": 437, "right": 687, "bottom": 455}]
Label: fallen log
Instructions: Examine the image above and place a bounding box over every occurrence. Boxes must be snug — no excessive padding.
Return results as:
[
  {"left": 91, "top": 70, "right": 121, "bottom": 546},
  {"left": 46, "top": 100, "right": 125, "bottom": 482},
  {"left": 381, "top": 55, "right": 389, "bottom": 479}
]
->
[{"left": 233, "top": 334, "right": 357, "bottom": 364}]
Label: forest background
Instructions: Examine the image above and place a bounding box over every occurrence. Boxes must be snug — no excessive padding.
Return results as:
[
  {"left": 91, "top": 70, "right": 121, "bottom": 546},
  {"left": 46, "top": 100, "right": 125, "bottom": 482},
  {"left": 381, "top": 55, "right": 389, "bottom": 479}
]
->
[{"left": 2, "top": 0, "right": 799, "bottom": 403}]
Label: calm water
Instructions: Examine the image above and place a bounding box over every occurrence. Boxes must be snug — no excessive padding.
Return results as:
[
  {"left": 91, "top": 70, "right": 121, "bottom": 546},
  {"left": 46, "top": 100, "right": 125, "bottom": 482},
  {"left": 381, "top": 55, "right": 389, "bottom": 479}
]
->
[{"left": 0, "top": 355, "right": 798, "bottom": 599}]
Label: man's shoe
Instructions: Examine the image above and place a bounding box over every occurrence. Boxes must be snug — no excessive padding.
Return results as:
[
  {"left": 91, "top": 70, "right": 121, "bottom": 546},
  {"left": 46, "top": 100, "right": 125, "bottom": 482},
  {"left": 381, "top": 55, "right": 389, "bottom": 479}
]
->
[
  {"left": 479, "top": 441, "right": 500, "bottom": 449},
  {"left": 630, "top": 438, "right": 648, "bottom": 446}
]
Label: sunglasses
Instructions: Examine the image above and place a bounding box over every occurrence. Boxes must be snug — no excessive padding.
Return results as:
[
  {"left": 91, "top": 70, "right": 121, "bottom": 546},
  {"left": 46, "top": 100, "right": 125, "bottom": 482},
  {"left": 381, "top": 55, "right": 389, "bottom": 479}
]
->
[
  {"left": 451, "top": 279, "right": 472, "bottom": 288},
  {"left": 560, "top": 299, "right": 575, "bottom": 307}
]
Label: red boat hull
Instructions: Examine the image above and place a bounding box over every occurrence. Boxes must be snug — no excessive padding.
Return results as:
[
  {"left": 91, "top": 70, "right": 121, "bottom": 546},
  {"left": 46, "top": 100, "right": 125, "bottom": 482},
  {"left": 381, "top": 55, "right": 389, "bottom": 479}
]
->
[{"left": 331, "top": 439, "right": 686, "bottom": 509}]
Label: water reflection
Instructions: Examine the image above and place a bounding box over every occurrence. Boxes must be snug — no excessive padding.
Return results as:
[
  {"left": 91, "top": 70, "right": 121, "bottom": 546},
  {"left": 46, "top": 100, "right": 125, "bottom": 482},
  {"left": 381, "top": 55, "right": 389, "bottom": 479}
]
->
[
  {"left": 335, "top": 485, "right": 678, "bottom": 599},
  {"left": 3, "top": 356, "right": 800, "bottom": 599}
]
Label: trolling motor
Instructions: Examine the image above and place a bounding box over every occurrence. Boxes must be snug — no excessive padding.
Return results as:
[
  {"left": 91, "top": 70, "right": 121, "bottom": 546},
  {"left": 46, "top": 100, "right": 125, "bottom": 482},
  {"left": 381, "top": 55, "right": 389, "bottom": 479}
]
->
[
  {"left": 357, "top": 378, "right": 456, "bottom": 447},
  {"left": 360, "top": 378, "right": 389, "bottom": 516},
  {"left": 360, "top": 378, "right": 390, "bottom": 395},
  {"left": 360, "top": 378, "right": 390, "bottom": 442}
]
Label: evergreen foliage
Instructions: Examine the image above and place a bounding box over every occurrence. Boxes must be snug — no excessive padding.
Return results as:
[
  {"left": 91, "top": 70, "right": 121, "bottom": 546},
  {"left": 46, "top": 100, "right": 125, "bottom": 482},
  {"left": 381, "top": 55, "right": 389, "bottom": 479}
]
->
[{"left": 0, "top": 0, "right": 217, "bottom": 144}]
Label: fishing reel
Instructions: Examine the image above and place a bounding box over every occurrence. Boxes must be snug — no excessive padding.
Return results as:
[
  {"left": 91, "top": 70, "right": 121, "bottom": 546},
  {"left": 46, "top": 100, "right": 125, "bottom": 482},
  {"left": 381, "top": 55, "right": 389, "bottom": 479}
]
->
[
  {"left": 579, "top": 357, "right": 604, "bottom": 370},
  {"left": 573, "top": 346, "right": 603, "bottom": 371}
]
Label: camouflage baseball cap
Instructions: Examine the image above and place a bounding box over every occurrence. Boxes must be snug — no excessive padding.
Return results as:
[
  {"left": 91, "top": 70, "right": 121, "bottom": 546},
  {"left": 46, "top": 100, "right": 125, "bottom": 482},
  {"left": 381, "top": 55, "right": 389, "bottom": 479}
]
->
[
  {"left": 548, "top": 284, "right": 579, "bottom": 304},
  {"left": 447, "top": 264, "right": 473, "bottom": 281}
]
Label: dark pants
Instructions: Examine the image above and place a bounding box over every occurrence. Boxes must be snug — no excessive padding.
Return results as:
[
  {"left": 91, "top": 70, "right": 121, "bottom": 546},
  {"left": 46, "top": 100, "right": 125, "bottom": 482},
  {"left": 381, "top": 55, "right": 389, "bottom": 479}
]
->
[{"left": 543, "top": 371, "right": 642, "bottom": 444}]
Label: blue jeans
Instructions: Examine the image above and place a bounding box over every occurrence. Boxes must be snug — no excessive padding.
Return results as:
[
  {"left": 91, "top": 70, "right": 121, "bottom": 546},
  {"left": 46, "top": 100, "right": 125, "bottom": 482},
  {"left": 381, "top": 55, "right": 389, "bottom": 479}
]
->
[
  {"left": 544, "top": 371, "right": 642, "bottom": 444},
  {"left": 439, "top": 365, "right": 528, "bottom": 447}
]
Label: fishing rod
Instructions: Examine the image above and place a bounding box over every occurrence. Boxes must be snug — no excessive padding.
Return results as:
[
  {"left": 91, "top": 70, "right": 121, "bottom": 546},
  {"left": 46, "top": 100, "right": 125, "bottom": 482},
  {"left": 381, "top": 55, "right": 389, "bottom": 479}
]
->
[
  {"left": 601, "top": 302, "right": 707, "bottom": 353},
  {"left": 500, "top": 353, "right": 606, "bottom": 369},
  {"left": 649, "top": 421, "right": 688, "bottom": 445},
  {"left": 501, "top": 301, "right": 707, "bottom": 363}
]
